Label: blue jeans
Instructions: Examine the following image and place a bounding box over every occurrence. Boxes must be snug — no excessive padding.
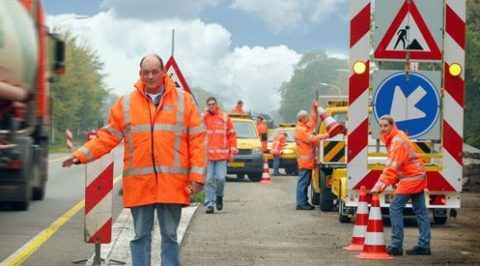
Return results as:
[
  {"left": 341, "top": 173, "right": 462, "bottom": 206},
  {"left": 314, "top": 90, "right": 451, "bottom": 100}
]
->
[
  {"left": 296, "top": 169, "right": 312, "bottom": 206},
  {"left": 205, "top": 160, "right": 227, "bottom": 207},
  {"left": 272, "top": 156, "right": 281, "bottom": 175},
  {"left": 389, "top": 191, "right": 431, "bottom": 248},
  {"left": 130, "top": 204, "right": 182, "bottom": 266}
]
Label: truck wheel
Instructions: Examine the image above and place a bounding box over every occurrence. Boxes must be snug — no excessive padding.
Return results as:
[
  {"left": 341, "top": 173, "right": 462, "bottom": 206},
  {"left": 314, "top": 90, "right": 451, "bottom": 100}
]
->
[
  {"left": 248, "top": 172, "right": 262, "bottom": 182},
  {"left": 14, "top": 137, "right": 33, "bottom": 211},
  {"left": 339, "top": 201, "right": 351, "bottom": 223},
  {"left": 320, "top": 169, "right": 334, "bottom": 211},
  {"left": 32, "top": 182, "right": 46, "bottom": 200},
  {"left": 311, "top": 191, "right": 320, "bottom": 205}
]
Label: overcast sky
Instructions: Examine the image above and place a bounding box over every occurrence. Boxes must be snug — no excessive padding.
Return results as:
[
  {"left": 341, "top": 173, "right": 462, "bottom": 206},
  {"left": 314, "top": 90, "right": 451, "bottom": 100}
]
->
[{"left": 43, "top": 0, "right": 349, "bottom": 113}]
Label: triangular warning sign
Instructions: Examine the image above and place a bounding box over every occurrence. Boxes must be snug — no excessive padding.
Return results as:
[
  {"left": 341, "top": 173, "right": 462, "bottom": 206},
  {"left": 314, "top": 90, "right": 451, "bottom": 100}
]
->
[
  {"left": 165, "top": 56, "right": 192, "bottom": 94},
  {"left": 374, "top": 1, "right": 441, "bottom": 61}
]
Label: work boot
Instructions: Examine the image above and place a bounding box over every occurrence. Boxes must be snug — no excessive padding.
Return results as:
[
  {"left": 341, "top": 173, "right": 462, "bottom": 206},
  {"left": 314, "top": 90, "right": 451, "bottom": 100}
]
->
[
  {"left": 386, "top": 245, "right": 403, "bottom": 256},
  {"left": 216, "top": 196, "right": 223, "bottom": 211},
  {"left": 205, "top": 206, "right": 214, "bottom": 214},
  {"left": 406, "top": 246, "right": 431, "bottom": 255}
]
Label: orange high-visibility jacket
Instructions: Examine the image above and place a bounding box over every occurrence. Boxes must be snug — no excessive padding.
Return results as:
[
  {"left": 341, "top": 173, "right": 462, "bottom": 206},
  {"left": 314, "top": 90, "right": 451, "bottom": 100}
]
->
[
  {"left": 73, "top": 76, "right": 206, "bottom": 208},
  {"left": 295, "top": 112, "right": 326, "bottom": 170},
  {"left": 270, "top": 133, "right": 286, "bottom": 156},
  {"left": 202, "top": 108, "right": 237, "bottom": 161},
  {"left": 230, "top": 104, "right": 244, "bottom": 114},
  {"left": 257, "top": 121, "right": 268, "bottom": 152},
  {"left": 378, "top": 126, "right": 427, "bottom": 194}
]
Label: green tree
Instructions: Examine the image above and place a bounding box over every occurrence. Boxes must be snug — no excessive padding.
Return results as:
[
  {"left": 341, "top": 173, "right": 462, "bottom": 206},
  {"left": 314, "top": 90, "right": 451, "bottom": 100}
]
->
[
  {"left": 465, "top": 0, "right": 480, "bottom": 148},
  {"left": 279, "top": 50, "right": 347, "bottom": 123},
  {"left": 50, "top": 31, "right": 107, "bottom": 144}
]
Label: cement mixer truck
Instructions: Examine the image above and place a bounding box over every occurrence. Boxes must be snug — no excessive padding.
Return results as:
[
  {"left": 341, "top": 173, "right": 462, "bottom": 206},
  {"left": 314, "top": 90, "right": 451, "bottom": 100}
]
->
[{"left": 0, "top": 0, "right": 64, "bottom": 210}]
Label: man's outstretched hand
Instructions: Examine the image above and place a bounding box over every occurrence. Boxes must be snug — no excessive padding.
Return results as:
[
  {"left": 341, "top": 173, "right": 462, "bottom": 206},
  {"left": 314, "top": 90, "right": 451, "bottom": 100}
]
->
[{"left": 62, "top": 155, "right": 80, "bottom": 168}]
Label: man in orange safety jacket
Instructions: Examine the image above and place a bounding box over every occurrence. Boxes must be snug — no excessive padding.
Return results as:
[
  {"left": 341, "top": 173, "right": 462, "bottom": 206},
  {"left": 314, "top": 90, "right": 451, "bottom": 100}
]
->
[
  {"left": 230, "top": 100, "right": 244, "bottom": 114},
  {"left": 371, "top": 115, "right": 431, "bottom": 256},
  {"left": 62, "top": 54, "right": 206, "bottom": 266},
  {"left": 256, "top": 116, "right": 268, "bottom": 152},
  {"left": 270, "top": 132, "right": 287, "bottom": 175},
  {"left": 295, "top": 100, "right": 329, "bottom": 210},
  {"left": 202, "top": 97, "right": 237, "bottom": 214}
]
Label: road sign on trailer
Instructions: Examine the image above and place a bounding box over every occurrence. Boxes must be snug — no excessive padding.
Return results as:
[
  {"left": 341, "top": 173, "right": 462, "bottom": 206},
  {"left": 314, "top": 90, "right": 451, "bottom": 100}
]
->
[
  {"left": 374, "top": 0, "right": 442, "bottom": 61},
  {"left": 371, "top": 71, "right": 441, "bottom": 140},
  {"left": 165, "top": 56, "right": 192, "bottom": 94}
]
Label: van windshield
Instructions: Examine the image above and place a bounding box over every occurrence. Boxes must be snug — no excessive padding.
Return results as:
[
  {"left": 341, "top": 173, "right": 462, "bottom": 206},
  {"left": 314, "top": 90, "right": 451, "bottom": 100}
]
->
[{"left": 233, "top": 121, "right": 258, "bottom": 139}]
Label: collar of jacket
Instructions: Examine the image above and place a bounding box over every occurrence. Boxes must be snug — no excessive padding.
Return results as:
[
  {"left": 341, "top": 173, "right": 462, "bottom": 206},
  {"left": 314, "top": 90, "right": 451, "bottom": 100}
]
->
[
  {"left": 133, "top": 75, "right": 176, "bottom": 98},
  {"left": 206, "top": 108, "right": 227, "bottom": 120},
  {"left": 380, "top": 125, "right": 399, "bottom": 146}
]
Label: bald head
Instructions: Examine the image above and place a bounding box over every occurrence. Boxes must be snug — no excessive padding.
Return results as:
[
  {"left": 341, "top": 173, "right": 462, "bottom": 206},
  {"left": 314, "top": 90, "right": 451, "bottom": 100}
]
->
[{"left": 139, "top": 54, "right": 164, "bottom": 70}]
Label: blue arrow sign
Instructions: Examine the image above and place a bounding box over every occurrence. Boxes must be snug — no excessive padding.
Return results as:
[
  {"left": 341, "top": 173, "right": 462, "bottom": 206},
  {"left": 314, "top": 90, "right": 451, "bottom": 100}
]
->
[{"left": 373, "top": 72, "right": 440, "bottom": 139}]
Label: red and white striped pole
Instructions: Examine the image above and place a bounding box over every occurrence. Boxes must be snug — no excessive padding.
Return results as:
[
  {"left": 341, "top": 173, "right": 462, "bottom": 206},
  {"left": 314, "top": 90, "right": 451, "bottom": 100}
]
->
[
  {"left": 348, "top": 0, "right": 371, "bottom": 193},
  {"left": 85, "top": 152, "right": 114, "bottom": 244},
  {"left": 66, "top": 128, "right": 73, "bottom": 151},
  {"left": 442, "top": 0, "right": 465, "bottom": 193}
]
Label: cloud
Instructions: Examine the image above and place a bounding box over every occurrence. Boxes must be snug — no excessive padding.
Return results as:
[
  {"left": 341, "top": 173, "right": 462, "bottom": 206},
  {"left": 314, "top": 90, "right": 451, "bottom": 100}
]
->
[
  {"left": 47, "top": 11, "right": 301, "bottom": 112},
  {"left": 100, "top": 0, "right": 220, "bottom": 20},
  {"left": 230, "top": 0, "right": 347, "bottom": 33}
]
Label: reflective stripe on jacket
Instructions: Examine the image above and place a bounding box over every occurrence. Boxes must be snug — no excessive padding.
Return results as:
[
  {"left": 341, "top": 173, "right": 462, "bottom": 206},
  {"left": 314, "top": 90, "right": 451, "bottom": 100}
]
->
[
  {"left": 270, "top": 133, "right": 286, "bottom": 156},
  {"left": 202, "top": 108, "right": 237, "bottom": 161},
  {"left": 73, "top": 76, "right": 206, "bottom": 207},
  {"left": 295, "top": 112, "right": 323, "bottom": 170},
  {"left": 379, "top": 126, "right": 427, "bottom": 194}
]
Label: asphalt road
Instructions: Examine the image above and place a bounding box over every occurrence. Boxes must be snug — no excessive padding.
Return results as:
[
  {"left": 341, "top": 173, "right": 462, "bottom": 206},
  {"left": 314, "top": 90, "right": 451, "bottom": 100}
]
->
[
  {"left": 0, "top": 146, "right": 124, "bottom": 266},
  {"left": 180, "top": 175, "right": 480, "bottom": 265}
]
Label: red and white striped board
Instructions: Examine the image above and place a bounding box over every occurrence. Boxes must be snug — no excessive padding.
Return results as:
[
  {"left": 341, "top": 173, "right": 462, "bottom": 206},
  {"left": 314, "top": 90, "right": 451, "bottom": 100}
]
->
[
  {"left": 84, "top": 152, "right": 114, "bottom": 243},
  {"left": 347, "top": 0, "right": 464, "bottom": 209},
  {"left": 442, "top": 0, "right": 465, "bottom": 195},
  {"left": 66, "top": 128, "right": 73, "bottom": 151},
  {"left": 347, "top": 0, "right": 371, "bottom": 193}
]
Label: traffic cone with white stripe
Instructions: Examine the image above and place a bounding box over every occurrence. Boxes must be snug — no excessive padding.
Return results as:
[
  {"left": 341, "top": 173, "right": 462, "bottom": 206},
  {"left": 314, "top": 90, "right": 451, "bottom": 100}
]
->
[
  {"left": 260, "top": 158, "right": 272, "bottom": 184},
  {"left": 317, "top": 105, "right": 346, "bottom": 138},
  {"left": 343, "top": 186, "right": 369, "bottom": 251},
  {"left": 355, "top": 193, "right": 393, "bottom": 260}
]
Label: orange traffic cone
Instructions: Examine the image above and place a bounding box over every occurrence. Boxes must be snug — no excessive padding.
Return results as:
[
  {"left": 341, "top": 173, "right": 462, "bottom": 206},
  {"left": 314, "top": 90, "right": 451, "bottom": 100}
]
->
[
  {"left": 260, "top": 158, "right": 272, "bottom": 184},
  {"left": 317, "top": 105, "right": 346, "bottom": 138},
  {"left": 343, "top": 186, "right": 369, "bottom": 251},
  {"left": 355, "top": 193, "right": 393, "bottom": 260}
]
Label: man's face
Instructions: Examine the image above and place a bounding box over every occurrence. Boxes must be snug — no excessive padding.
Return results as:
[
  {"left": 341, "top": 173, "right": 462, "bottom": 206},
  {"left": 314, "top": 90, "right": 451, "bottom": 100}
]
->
[
  {"left": 140, "top": 57, "right": 164, "bottom": 91},
  {"left": 207, "top": 100, "right": 217, "bottom": 112}
]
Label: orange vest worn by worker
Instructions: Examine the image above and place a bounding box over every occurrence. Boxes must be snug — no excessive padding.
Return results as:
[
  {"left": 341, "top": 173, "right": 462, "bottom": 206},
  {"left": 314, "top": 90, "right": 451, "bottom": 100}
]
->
[
  {"left": 73, "top": 76, "right": 206, "bottom": 208},
  {"left": 295, "top": 112, "right": 327, "bottom": 170},
  {"left": 270, "top": 133, "right": 286, "bottom": 156},
  {"left": 257, "top": 121, "right": 268, "bottom": 152},
  {"left": 230, "top": 104, "right": 244, "bottom": 114},
  {"left": 202, "top": 108, "right": 237, "bottom": 161},
  {"left": 373, "top": 126, "right": 427, "bottom": 194}
]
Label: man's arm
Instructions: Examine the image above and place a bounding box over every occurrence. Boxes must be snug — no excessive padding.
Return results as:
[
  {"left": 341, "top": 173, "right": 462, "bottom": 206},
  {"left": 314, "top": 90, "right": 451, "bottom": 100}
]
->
[{"left": 62, "top": 96, "right": 125, "bottom": 167}]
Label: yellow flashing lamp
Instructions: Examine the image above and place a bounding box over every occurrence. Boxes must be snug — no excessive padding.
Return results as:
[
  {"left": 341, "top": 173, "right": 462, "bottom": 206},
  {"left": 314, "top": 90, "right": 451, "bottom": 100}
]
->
[
  {"left": 448, "top": 63, "right": 462, "bottom": 77},
  {"left": 353, "top": 61, "right": 367, "bottom": 75},
  {"left": 228, "top": 113, "right": 251, "bottom": 119}
]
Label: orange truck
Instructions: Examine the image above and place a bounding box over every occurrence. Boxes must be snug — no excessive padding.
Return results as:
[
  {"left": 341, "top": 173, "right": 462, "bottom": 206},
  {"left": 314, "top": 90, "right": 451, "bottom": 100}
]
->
[{"left": 0, "top": 0, "right": 64, "bottom": 210}]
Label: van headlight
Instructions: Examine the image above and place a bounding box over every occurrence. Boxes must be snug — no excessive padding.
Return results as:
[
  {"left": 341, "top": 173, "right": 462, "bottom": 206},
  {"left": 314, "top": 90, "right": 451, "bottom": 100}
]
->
[
  {"left": 282, "top": 149, "right": 294, "bottom": 155},
  {"left": 252, "top": 148, "right": 262, "bottom": 155}
]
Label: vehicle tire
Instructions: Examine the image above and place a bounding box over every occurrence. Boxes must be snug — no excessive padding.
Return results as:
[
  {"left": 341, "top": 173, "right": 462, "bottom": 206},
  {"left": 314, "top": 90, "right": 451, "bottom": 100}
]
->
[
  {"left": 13, "top": 137, "right": 33, "bottom": 211},
  {"left": 433, "top": 215, "right": 447, "bottom": 224},
  {"left": 236, "top": 174, "right": 245, "bottom": 180},
  {"left": 32, "top": 181, "right": 46, "bottom": 200},
  {"left": 248, "top": 172, "right": 262, "bottom": 182},
  {"left": 320, "top": 169, "right": 334, "bottom": 211},
  {"left": 33, "top": 140, "right": 48, "bottom": 200},
  {"left": 338, "top": 201, "right": 350, "bottom": 223},
  {"left": 311, "top": 191, "right": 320, "bottom": 205}
]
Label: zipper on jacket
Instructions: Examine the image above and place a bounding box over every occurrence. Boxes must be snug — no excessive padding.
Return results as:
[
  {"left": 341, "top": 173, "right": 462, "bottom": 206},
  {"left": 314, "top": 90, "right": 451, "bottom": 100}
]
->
[{"left": 147, "top": 96, "right": 159, "bottom": 183}]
